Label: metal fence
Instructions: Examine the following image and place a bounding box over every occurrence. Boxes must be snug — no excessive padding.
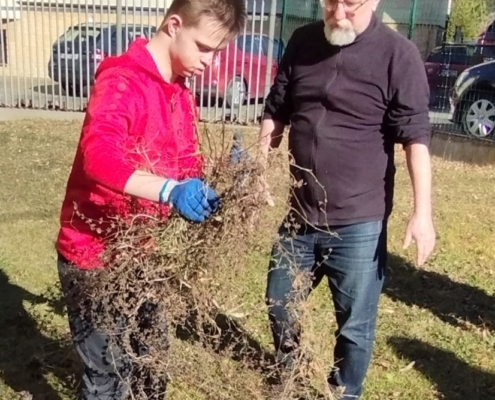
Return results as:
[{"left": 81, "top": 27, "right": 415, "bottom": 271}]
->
[
  {"left": 1, "top": 0, "right": 495, "bottom": 140},
  {"left": 0, "top": 0, "right": 281, "bottom": 124},
  {"left": 402, "top": 0, "right": 495, "bottom": 142},
  {"left": 427, "top": 24, "right": 495, "bottom": 141}
]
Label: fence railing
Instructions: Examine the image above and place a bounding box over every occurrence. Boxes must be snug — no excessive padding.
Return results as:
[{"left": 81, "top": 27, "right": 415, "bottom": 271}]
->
[
  {"left": 0, "top": 0, "right": 281, "bottom": 124},
  {"left": 1, "top": 0, "right": 495, "bottom": 141}
]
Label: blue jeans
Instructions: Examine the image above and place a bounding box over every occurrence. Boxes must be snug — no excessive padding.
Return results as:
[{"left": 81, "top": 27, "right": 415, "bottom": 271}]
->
[
  {"left": 266, "top": 221, "right": 387, "bottom": 399},
  {"left": 57, "top": 254, "right": 168, "bottom": 400}
]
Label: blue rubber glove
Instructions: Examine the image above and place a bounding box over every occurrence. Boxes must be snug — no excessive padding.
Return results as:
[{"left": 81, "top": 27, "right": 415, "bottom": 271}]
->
[{"left": 167, "top": 178, "right": 220, "bottom": 223}]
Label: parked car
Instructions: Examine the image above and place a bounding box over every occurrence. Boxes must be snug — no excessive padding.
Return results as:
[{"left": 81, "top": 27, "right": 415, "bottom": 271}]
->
[
  {"left": 425, "top": 43, "right": 495, "bottom": 109},
  {"left": 425, "top": 44, "right": 474, "bottom": 108},
  {"left": 477, "top": 19, "right": 495, "bottom": 45},
  {"left": 194, "top": 33, "right": 285, "bottom": 107},
  {"left": 450, "top": 60, "right": 495, "bottom": 138},
  {"left": 48, "top": 23, "right": 156, "bottom": 96}
]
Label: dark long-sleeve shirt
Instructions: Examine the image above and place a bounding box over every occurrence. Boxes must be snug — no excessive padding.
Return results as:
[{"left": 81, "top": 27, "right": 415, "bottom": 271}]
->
[{"left": 264, "top": 14, "right": 431, "bottom": 226}]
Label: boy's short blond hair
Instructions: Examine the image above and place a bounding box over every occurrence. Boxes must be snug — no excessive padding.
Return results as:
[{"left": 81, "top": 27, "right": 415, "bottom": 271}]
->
[{"left": 165, "top": 0, "right": 246, "bottom": 37}]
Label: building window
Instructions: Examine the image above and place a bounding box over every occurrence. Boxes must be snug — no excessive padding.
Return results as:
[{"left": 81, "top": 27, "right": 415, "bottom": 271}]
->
[{"left": 0, "top": 29, "right": 7, "bottom": 66}]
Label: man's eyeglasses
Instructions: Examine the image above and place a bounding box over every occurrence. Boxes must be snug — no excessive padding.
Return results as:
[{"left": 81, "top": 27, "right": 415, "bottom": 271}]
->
[{"left": 326, "top": 0, "right": 370, "bottom": 14}]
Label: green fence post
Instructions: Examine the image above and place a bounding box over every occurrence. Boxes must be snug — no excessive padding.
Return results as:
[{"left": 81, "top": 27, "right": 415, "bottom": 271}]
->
[
  {"left": 442, "top": 0, "right": 453, "bottom": 52},
  {"left": 279, "top": 0, "right": 287, "bottom": 59},
  {"left": 408, "top": 0, "right": 418, "bottom": 40}
]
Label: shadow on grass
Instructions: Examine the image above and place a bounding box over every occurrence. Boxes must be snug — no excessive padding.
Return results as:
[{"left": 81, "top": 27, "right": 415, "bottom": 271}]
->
[
  {"left": 385, "top": 253, "right": 495, "bottom": 332},
  {"left": 388, "top": 337, "right": 495, "bottom": 400},
  {"left": 175, "top": 311, "right": 279, "bottom": 384},
  {"left": 0, "top": 269, "right": 79, "bottom": 400}
]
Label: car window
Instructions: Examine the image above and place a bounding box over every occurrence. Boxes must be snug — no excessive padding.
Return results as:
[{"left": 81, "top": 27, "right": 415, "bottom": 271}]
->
[
  {"left": 260, "top": 36, "right": 277, "bottom": 58},
  {"left": 446, "top": 51, "right": 471, "bottom": 65},
  {"left": 426, "top": 49, "right": 444, "bottom": 63},
  {"left": 452, "top": 46, "right": 465, "bottom": 54},
  {"left": 487, "top": 22, "right": 495, "bottom": 33},
  {"left": 473, "top": 45, "right": 495, "bottom": 62},
  {"left": 237, "top": 35, "right": 262, "bottom": 55},
  {"left": 60, "top": 25, "right": 102, "bottom": 43},
  {"left": 100, "top": 30, "right": 125, "bottom": 56},
  {"left": 123, "top": 26, "right": 156, "bottom": 49},
  {"left": 127, "top": 27, "right": 150, "bottom": 41},
  {"left": 96, "top": 26, "right": 155, "bottom": 54},
  {"left": 426, "top": 47, "right": 470, "bottom": 64},
  {"left": 111, "top": 31, "right": 119, "bottom": 47},
  {"left": 237, "top": 34, "right": 285, "bottom": 60},
  {"left": 450, "top": 54, "right": 472, "bottom": 65}
]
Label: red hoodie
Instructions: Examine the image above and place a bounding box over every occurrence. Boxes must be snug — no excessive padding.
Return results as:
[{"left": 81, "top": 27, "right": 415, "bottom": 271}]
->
[{"left": 57, "top": 38, "right": 203, "bottom": 269}]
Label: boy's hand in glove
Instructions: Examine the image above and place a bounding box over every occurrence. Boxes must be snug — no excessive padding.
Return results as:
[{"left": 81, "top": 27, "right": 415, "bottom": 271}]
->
[{"left": 161, "top": 178, "right": 220, "bottom": 223}]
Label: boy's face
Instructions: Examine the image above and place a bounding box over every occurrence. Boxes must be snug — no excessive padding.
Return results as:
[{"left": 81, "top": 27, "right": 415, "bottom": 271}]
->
[{"left": 168, "top": 15, "right": 231, "bottom": 78}]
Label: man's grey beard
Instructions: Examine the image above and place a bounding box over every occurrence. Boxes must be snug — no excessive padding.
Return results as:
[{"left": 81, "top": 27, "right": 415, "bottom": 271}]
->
[{"left": 324, "top": 21, "right": 357, "bottom": 46}]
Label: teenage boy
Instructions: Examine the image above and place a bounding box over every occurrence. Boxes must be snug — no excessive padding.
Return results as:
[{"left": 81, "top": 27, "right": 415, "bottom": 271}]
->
[{"left": 56, "top": 1, "right": 246, "bottom": 399}]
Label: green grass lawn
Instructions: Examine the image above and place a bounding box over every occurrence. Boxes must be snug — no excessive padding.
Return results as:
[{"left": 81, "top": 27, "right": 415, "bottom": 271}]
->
[{"left": 0, "top": 119, "right": 494, "bottom": 400}]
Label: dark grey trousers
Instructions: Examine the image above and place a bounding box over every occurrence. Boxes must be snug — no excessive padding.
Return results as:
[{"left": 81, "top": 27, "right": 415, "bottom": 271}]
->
[{"left": 57, "top": 254, "right": 168, "bottom": 400}]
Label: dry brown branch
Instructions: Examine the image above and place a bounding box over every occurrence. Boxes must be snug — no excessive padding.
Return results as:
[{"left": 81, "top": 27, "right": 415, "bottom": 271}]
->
[{"left": 64, "top": 123, "right": 338, "bottom": 399}]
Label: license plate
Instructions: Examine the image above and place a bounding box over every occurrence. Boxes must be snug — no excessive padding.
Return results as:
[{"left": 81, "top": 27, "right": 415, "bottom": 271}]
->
[
  {"left": 60, "top": 53, "right": 79, "bottom": 60},
  {"left": 439, "top": 69, "right": 458, "bottom": 77}
]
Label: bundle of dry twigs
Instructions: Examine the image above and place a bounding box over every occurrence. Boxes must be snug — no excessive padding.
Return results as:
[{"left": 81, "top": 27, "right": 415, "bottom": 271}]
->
[{"left": 66, "top": 125, "right": 267, "bottom": 398}]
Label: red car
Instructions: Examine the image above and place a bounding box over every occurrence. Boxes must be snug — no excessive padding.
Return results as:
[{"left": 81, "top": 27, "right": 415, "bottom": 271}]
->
[
  {"left": 194, "top": 33, "right": 285, "bottom": 108},
  {"left": 424, "top": 44, "right": 495, "bottom": 109},
  {"left": 478, "top": 20, "right": 495, "bottom": 45},
  {"left": 475, "top": 21, "right": 495, "bottom": 64}
]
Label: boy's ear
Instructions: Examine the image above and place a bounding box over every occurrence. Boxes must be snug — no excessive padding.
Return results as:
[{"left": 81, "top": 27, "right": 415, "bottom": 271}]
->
[{"left": 163, "top": 14, "right": 183, "bottom": 37}]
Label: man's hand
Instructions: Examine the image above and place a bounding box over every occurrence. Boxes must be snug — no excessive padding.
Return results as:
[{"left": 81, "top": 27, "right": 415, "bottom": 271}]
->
[
  {"left": 403, "top": 213, "right": 436, "bottom": 266},
  {"left": 258, "top": 118, "right": 285, "bottom": 207},
  {"left": 403, "top": 143, "right": 435, "bottom": 267}
]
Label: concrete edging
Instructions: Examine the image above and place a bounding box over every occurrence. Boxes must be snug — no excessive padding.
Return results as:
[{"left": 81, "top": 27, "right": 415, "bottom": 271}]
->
[
  {"left": 0, "top": 108, "right": 84, "bottom": 121},
  {"left": 430, "top": 130, "right": 495, "bottom": 166},
  {"left": 2, "top": 108, "right": 494, "bottom": 166}
]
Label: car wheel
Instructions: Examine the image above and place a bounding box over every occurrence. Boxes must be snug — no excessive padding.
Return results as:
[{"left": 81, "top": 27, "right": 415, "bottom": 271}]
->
[
  {"left": 61, "top": 83, "right": 89, "bottom": 97},
  {"left": 226, "top": 76, "right": 246, "bottom": 108},
  {"left": 461, "top": 92, "right": 495, "bottom": 138}
]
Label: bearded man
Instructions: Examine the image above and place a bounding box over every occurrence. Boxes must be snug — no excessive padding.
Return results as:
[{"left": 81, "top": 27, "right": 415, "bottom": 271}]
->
[{"left": 259, "top": 0, "right": 436, "bottom": 398}]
